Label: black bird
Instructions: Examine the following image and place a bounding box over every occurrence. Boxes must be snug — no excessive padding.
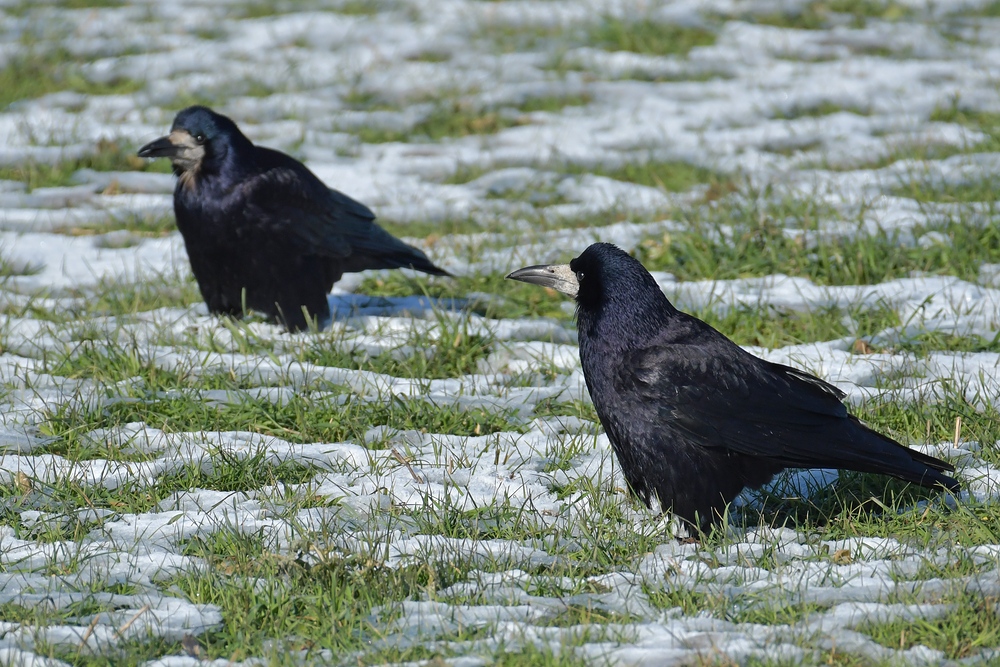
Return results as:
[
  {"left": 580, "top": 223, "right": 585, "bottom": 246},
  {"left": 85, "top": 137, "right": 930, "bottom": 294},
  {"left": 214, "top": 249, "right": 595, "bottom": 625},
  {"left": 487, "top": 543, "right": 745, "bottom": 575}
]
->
[
  {"left": 138, "top": 106, "right": 449, "bottom": 331},
  {"left": 508, "top": 243, "right": 959, "bottom": 532}
]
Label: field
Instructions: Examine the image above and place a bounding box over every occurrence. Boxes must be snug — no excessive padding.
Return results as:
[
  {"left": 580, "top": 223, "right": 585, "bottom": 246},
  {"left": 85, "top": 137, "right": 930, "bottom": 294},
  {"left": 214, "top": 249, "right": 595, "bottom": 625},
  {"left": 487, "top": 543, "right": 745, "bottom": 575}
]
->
[{"left": 1, "top": 0, "right": 1000, "bottom": 665}]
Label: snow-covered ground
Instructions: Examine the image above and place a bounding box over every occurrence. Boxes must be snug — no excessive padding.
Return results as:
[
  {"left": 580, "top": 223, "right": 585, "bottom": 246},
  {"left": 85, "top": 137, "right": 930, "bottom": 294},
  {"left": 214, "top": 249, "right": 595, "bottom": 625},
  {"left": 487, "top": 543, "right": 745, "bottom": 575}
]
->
[{"left": 1, "top": 0, "right": 1000, "bottom": 665}]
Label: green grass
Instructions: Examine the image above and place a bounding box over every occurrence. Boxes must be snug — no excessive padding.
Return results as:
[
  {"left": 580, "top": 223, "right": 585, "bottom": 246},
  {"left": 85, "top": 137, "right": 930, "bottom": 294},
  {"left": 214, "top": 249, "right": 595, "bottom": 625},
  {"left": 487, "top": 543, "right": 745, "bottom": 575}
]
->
[
  {"left": 732, "top": 0, "right": 912, "bottom": 30},
  {"left": 40, "top": 389, "right": 522, "bottom": 451},
  {"left": 301, "top": 316, "right": 494, "bottom": 379},
  {"left": 928, "top": 101, "right": 1000, "bottom": 154},
  {"left": 6, "top": 6, "right": 1000, "bottom": 667},
  {"left": 354, "top": 90, "right": 592, "bottom": 143},
  {"left": 0, "top": 269, "right": 201, "bottom": 321},
  {"left": 876, "top": 331, "right": 1000, "bottom": 356},
  {"left": 479, "top": 21, "right": 576, "bottom": 54},
  {"left": 644, "top": 584, "right": 828, "bottom": 625},
  {"left": 0, "top": 598, "right": 124, "bottom": 626},
  {"left": 519, "top": 92, "right": 592, "bottom": 113},
  {"left": 0, "top": 48, "right": 141, "bottom": 109},
  {"left": 962, "top": 1, "right": 1000, "bottom": 16},
  {"left": 355, "top": 100, "right": 529, "bottom": 143},
  {"left": 480, "top": 15, "right": 714, "bottom": 59},
  {"left": 773, "top": 101, "right": 871, "bottom": 119},
  {"left": 807, "top": 141, "right": 972, "bottom": 172},
  {"left": 35, "top": 0, "right": 124, "bottom": 8},
  {"left": 443, "top": 158, "right": 733, "bottom": 199},
  {"left": 57, "top": 212, "right": 178, "bottom": 239},
  {"left": 892, "top": 176, "right": 1000, "bottom": 204},
  {"left": 533, "top": 397, "right": 599, "bottom": 423},
  {"left": 691, "top": 303, "right": 899, "bottom": 349},
  {"left": 0, "top": 452, "right": 326, "bottom": 540},
  {"left": 858, "top": 591, "right": 1000, "bottom": 659},
  {"left": 570, "top": 159, "right": 735, "bottom": 196},
  {"left": 125, "top": 558, "right": 461, "bottom": 662},
  {"left": 589, "top": 18, "right": 715, "bottom": 56},
  {"left": 0, "top": 248, "right": 44, "bottom": 278},
  {"left": 63, "top": 529, "right": 603, "bottom": 666},
  {"left": 406, "top": 49, "right": 452, "bottom": 63},
  {"left": 356, "top": 271, "right": 575, "bottom": 323},
  {"left": 0, "top": 139, "right": 172, "bottom": 192},
  {"left": 637, "top": 217, "right": 1000, "bottom": 286}
]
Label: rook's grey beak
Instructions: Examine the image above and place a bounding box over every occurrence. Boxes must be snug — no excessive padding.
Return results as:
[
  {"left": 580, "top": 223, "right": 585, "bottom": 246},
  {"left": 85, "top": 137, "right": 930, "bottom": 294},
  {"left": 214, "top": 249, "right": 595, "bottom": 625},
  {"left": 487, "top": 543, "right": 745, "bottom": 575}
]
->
[
  {"left": 137, "top": 135, "right": 180, "bottom": 159},
  {"left": 506, "top": 263, "right": 579, "bottom": 298}
]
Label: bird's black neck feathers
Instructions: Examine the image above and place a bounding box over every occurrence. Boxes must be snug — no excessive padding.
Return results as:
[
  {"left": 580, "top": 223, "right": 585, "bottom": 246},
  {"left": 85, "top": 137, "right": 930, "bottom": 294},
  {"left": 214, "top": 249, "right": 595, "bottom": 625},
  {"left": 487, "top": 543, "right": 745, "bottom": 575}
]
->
[{"left": 572, "top": 243, "right": 678, "bottom": 351}]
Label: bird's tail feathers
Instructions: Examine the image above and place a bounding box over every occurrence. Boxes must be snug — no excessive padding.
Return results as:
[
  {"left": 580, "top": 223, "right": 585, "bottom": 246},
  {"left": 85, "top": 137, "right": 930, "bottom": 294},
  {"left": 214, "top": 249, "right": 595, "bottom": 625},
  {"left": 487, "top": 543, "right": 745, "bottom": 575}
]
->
[{"left": 346, "top": 225, "right": 450, "bottom": 276}]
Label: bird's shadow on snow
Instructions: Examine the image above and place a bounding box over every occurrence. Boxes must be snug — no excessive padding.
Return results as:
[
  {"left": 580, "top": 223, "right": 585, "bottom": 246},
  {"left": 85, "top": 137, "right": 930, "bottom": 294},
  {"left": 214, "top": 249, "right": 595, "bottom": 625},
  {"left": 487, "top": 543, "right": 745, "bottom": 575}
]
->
[{"left": 325, "top": 293, "right": 468, "bottom": 321}]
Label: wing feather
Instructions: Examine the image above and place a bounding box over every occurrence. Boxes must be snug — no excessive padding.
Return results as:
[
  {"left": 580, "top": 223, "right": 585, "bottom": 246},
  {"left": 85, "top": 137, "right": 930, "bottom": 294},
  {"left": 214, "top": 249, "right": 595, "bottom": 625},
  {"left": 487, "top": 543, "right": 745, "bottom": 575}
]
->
[{"left": 621, "top": 341, "right": 892, "bottom": 469}]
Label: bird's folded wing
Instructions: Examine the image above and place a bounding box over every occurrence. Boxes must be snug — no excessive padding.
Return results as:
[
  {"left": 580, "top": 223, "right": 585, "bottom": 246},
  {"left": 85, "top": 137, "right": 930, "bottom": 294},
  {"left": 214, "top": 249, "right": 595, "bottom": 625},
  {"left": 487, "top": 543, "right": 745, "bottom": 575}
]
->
[
  {"left": 620, "top": 343, "right": 892, "bottom": 466},
  {"left": 240, "top": 164, "right": 380, "bottom": 259}
]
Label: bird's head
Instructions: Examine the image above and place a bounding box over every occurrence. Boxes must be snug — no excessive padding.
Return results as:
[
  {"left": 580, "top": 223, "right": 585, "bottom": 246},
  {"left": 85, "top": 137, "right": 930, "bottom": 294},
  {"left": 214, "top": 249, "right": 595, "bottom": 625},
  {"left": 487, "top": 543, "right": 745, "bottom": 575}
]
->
[
  {"left": 506, "top": 242, "right": 673, "bottom": 321},
  {"left": 137, "top": 106, "right": 248, "bottom": 180}
]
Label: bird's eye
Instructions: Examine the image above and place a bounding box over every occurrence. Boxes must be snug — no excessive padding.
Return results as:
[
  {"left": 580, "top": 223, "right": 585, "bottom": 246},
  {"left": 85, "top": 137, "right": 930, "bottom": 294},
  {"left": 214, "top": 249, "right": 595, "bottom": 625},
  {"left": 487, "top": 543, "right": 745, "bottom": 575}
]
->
[
  {"left": 194, "top": 133, "right": 206, "bottom": 144},
  {"left": 576, "top": 271, "right": 585, "bottom": 282}
]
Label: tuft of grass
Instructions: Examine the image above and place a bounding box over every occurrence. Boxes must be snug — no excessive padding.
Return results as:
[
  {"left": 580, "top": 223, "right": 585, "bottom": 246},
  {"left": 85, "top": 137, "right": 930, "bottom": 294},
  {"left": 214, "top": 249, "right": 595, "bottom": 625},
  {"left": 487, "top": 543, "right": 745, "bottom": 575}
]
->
[
  {"left": 963, "top": 1, "right": 1000, "bottom": 17},
  {"left": 357, "top": 271, "right": 575, "bottom": 323},
  {"left": 0, "top": 248, "right": 44, "bottom": 278},
  {"left": 110, "top": 557, "right": 466, "bottom": 662},
  {"left": 303, "top": 317, "right": 494, "bottom": 379},
  {"left": 0, "top": 139, "right": 172, "bottom": 192},
  {"left": 874, "top": 331, "right": 1000, "bottom": 356},
  {"left": 57, "top": 212, "right": 177, "bottom": 238},
  {"left": 858, "top": 592, "right": 1000, "bottom": 659},
  {"left": 809, "top": 141, "right": 971, "bottom": 172},
  {"left": 43, "top": 338, "right": 183, "bottom": 386},
  {"left": 546, "top": 605, "right": 637, "bottom": 627},
  {"left": 732, "top": 0, "right": 912, "bottom": 30},
  {"left": 637, "top": 214, "right": 1000, "bottom": 286},
  {"left": 355, "top": 100, "right": 530, "bottom": 143},
  {"left": 891, "top": 175, "right": 1000, "bottom": 205},
  {"left": 331, "top": 0, "right": 393, "bottom": 15},
  {"left": 0, "top": 48, "right": 141, "bottom": 109},
  {"left": 480, "top": 15, "right": 715, "bottom": 60},
  {"left": 533, "top": 397, "right": 599, "bottom": 423},
  {"left": 0, "top": 598, "right": 122, "bottom": 626},
  {"left": 445, "top": 157, "right": 731, "bottom": 197},
  {"left": 406, "top": 50, "right": 452, "bottom": 63},
  {"left": 773, "top": 101, "right": 871, "bottom": 119},
  {"left": 1, "top": 270, "right": 201, "bottom": 321},
  {"left": 928, "top": 101, "right": 1000, "bottom": 154},
  {"left": 235, "top": 1, "right": 295, "bottom": 18},
  {"left": 40, "top": 389, "right": 523, "bottom": 451},
  {"left": 589, "top": 18, "right": 715, "bottom": 56},
  {"left": 440, "top": 163, "right": 496, "bottom": 185},
  {"left": 71, "top": 272, "right": 203, "bottom": 318},
  {"left": 42, "top": 0, "right": 125, "bottom": 8},
  {"left": 408, "top": 495, "right": 552, "bottom": 543},
  {"left": 571, "top": 159, "right": 735, "bottom": 195},
  {"left": 234, "top": 0, "right": 394, "bottom": 19},
  {"left": 689, "top": 303, "right": 899, "bottom": 349},
  {"left": 0, "top": 448, "right": 327, "bottom": 536},
  {"left": 341, "top": 89, "right": 399, "bottom": 111},
  {"left": 519, "top": 92, "right": 592, "bottom": 113},
  {"left": 645, "top": 584, "right": 828, "bottom": 626},
  {"left": 478, "top": 22, "right": 574, "bottom": 54}
]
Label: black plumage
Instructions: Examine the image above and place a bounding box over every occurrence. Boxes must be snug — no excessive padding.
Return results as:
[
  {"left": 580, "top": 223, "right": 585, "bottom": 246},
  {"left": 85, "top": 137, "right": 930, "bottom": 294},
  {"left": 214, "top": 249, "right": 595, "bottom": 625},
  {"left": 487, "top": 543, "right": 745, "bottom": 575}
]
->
[
  {"left": 507, "top": 243, "right": 959, "bottom": 532},
  {"left": 137, "top": 106, "right": 448, "bottom": 331}
]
